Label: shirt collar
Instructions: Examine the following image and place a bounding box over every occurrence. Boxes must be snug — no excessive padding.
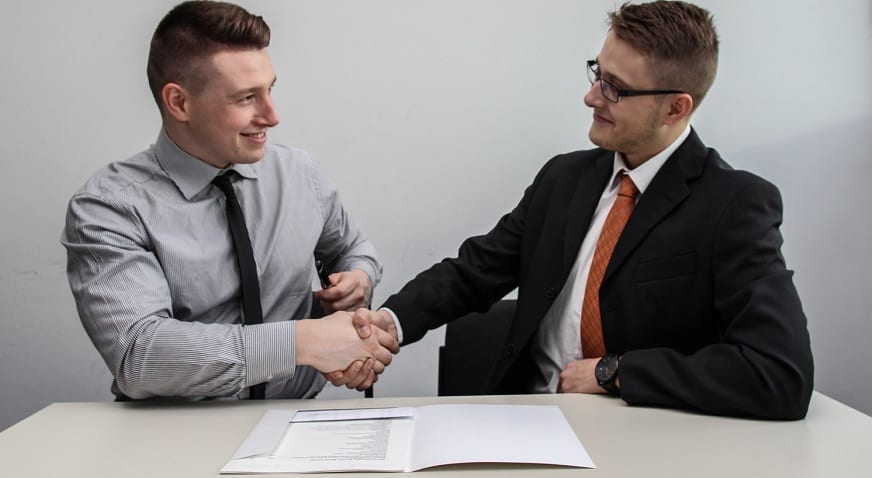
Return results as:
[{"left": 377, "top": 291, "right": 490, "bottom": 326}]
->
[
  {"left": 153, "top": 129, "right": 259, "bottom": 200},
  {"left": 609, "top": 124, "right": 692, "bottom": 195}
]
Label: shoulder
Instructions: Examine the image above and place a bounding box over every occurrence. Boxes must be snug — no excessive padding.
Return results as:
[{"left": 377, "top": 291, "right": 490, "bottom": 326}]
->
[
  {"left": 674, "top": 148, "right": 785, "bottom": 229},
  {"left": 676, "top": 131, "right": 779, "bottom": 198},
  {"left": 70, "top": 148, "right": 164, "bottom": 206},
  {"left": 539, "top": 148, "right": 615, "bottom": 175},
  {"left": 544, "top": 148, "right": 610, "bottom": 173},
  {"left": 527, "top": 147, "right": 611, "bottom": 191},
  {"left": 64, "top": 149, "right": 165, "bottom": 241},
  {"left": 698, "top": 150, "right": 781, "bottom": 200}
]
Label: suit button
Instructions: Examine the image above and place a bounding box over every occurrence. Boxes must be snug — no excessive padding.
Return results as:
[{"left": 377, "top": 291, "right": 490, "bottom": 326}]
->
[
  {"left": 544, "top": 287, "right": 557, "bottom": 301},
  {"left": 506, "top": 344, "right": 516, "bottom": 357}
]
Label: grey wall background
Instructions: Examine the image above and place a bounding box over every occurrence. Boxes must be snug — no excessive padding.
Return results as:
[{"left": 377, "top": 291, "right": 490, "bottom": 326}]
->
[{"left": 1, "top": 0, "right": 870, "bottom": 431}]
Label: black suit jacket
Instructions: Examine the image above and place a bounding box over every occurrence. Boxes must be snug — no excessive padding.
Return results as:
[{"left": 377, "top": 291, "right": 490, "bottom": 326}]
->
[{"left": 385, "top": 130, "right": 814, "bottom": 420}]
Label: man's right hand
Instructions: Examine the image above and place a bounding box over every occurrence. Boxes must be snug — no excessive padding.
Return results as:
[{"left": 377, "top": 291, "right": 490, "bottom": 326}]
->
[{"left": 295, "top": 311, "right": 398, "bottom": 375}]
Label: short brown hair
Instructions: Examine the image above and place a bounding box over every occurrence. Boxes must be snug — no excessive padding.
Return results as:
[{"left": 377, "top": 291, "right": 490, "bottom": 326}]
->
[
  {"left": 146, "top": 0, "right": 271, "bottom": 112},
  {"left": 609, "top": 1, "right": 718, "bottom": 109}
]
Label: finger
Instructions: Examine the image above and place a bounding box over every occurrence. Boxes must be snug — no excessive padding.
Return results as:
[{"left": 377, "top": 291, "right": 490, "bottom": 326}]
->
[
  {"left": 336, "top": 360, "right": 363, "bottom": 388},
  {"left": 373, "top": 347, "right": 394, "bottom": 365},
  {"left": 324, "top": 373, "right": 345, "bottom": 387},
  {"left": 328, "top": 272, "right": 355, "bottom": 295},
  {"left": 317, "top": 298, "right": 337, "bottom": 314},
  {"left": 372, "top": 327, "right": 400, "bottom": 354},
  {"left": 325, "top": 288, "right": 367, "bottom": 312},
  {"left": 372, "top": 359, "right": 386, "bottom": 375},
  {"left": 356, "top": 370, "right": 377, "bottom": 391},
  {"left": 345, "top": 375, "right": 365, "bottom": 390},
  {"left": 315, "top": 293, "right": 360, "bottom": 314},
  {"left": 324, "top": 355, "right": 359, "bottom": 386},
  {"left": 370, "top": 310, "right": 399, "bottom": 343},
  {"left": 328, "top": 296, "right": 364, "bottom": 314},
  {"left": 314, "top": 277, "right": 351, "bottom": 301},
  {"left": 314, "top": 289, "right": 343, "bottom": 304},
  {"left": 352, "top": 314, "right": 372, "bottom": 339},
  {"left": 352, "top": 308, "right": 374, "bottom": 322},
  {"left": 345, "top": 359, "right": 372, "bottom": 389}
]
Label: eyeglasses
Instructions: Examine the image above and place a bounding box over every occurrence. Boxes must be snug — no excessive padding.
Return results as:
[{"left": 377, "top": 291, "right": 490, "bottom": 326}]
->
[{"left": 586, "top": 60, "right": 685, "bottom": 103}]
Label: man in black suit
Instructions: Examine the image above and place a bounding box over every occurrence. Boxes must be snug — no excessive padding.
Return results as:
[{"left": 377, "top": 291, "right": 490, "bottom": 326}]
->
[{"left": 338, "top": 0, "right": 813, "bottom": 420}]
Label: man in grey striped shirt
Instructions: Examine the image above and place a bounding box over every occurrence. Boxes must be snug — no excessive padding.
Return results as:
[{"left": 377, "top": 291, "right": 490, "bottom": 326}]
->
[{"left": 61, "top": 0, "right": 397, "bottom": 401}]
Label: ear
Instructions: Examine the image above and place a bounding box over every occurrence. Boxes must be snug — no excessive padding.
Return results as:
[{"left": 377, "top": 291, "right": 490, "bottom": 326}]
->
[
  {"left": 161, "top": 82, "right": 191, "bottom": 123},
  {"left": 663, "top": 93, "right": 694, "bottom": 126}
]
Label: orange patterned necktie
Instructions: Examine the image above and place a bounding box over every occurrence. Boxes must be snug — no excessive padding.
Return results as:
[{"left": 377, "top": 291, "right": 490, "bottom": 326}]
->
[{"left": 580, "top": 171, "right": 639, "bottom": 358}]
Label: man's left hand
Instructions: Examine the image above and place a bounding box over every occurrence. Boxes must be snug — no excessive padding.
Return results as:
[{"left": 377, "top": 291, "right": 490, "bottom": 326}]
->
[
  {"left": 314, "top": 268, "right": 372, "bottom": 312},
  {"left": 557, "top": 357, "right": 606, "bottom": 394}
]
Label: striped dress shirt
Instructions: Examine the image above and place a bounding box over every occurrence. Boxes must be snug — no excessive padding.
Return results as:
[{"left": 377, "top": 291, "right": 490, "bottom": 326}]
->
[{"left": 62, "top": 130, "right": 381, "bottom": 400}]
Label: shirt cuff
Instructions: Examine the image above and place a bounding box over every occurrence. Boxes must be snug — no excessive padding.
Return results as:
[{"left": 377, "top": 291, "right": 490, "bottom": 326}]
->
[
  {"left": 243, "top": 321, "right": 297, "bottom": 387},
  {"left": 380, "top": 307, "right": 404, "bottom": 344}
]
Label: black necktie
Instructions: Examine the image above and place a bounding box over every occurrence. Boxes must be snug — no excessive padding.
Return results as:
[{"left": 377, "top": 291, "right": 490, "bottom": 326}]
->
[{"left": 213, "top": 172, "right": 266, "bottom": 400}]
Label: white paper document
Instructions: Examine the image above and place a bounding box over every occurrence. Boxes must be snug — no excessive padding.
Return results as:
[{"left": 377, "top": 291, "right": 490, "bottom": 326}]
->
[{"left": 221, "top": 404, "right": 595, "bottom": 473}]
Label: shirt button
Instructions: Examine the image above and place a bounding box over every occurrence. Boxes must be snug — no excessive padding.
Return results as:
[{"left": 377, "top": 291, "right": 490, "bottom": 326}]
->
[{"left": 544, "top": 287, "right": 557, "bottom": 301}]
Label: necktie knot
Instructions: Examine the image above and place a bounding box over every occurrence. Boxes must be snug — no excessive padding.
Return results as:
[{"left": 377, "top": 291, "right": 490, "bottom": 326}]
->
[
  {"left": 213, "top": 171, "right": 238, "bottom": 198},
  {"left": 616, "top": 172, "right": 639, "bottom": 200}
]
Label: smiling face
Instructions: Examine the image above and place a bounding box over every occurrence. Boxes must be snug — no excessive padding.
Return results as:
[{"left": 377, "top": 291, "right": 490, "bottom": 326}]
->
[
  {"left": 166, "top": 48, "right": 280, "bottom": 168},
  {"left": 583, "top": 31, "right": 676, "bottom": 168}
]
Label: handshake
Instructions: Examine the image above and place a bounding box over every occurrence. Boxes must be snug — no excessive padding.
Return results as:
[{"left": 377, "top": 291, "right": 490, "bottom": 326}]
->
[{"left": 296, "top": 308, "right": 399, "bottom": 392}]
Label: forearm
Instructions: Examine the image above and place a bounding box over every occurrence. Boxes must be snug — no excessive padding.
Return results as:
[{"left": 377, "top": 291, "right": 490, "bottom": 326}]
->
[
  {"left": 90, "top": 310, "right": 299, "bottom": 399},
  {"left": 619, "top": 336, "right": 813, "bottom": 420},
  {"left": 111, "top": 317, "right": 248, "bottom": 399},
  {"left": 385, "top": 235, "right": 520, "bottom": 345}
]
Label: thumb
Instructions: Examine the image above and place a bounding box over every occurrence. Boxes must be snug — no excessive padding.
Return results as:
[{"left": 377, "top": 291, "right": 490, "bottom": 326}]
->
[{"left": 352, "top": 313, "right": 372, "bottom": 339}]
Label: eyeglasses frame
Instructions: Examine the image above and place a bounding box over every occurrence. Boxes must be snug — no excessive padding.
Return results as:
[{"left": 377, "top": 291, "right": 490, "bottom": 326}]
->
[{"left": 586, "top": 59, "right": 686, "bottom": 103}]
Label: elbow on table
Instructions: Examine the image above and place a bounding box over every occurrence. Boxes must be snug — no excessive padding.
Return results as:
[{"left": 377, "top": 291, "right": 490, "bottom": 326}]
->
[{"left": 758, "top": 362, "right": 815, "bottom": 421}]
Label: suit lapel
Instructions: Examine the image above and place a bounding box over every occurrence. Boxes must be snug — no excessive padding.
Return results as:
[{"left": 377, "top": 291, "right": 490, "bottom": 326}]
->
[
  {"left": 562, "top": 153, "right": 613, "bottom": 276},
  {"left": 604, "top": 130, "right": 708, "bottom": 281}
]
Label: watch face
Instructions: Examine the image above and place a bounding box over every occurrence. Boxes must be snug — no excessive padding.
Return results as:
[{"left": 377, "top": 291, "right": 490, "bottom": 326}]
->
[{"left": 596, "top": 355, "right": 619, "bottom": 383}]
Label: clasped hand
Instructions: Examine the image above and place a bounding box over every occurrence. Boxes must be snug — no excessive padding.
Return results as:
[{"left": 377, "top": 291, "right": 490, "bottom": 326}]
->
[
  {"left": 296, "top": 310, "right": 398, "bottom": 390},
  {"left": 322, "top": 308, "right": 399, "bottom": 391}
]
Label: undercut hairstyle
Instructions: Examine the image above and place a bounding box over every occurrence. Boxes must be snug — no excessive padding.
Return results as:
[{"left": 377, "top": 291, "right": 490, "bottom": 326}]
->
[
  {"left": 609, "top": 1, "right": 719, "bottom": 110},
  {"left": 146, "top": 0, "right": 271, "bottom": 113}
]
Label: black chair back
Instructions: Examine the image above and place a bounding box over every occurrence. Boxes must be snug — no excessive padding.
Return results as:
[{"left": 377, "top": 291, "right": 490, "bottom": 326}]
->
[{"left": 438, "top": 300, "right": 516, "bottom": 396}]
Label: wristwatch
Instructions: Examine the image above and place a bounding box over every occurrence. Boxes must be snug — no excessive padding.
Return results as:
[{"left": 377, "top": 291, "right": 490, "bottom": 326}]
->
[{"left": 595, "top": 353, "right": 621, "bottom": 395}]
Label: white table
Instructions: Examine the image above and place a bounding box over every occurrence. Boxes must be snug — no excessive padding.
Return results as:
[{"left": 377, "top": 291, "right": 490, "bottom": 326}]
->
[{"left": 0, "top": 392, "right": 868, "bottom": 477}]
